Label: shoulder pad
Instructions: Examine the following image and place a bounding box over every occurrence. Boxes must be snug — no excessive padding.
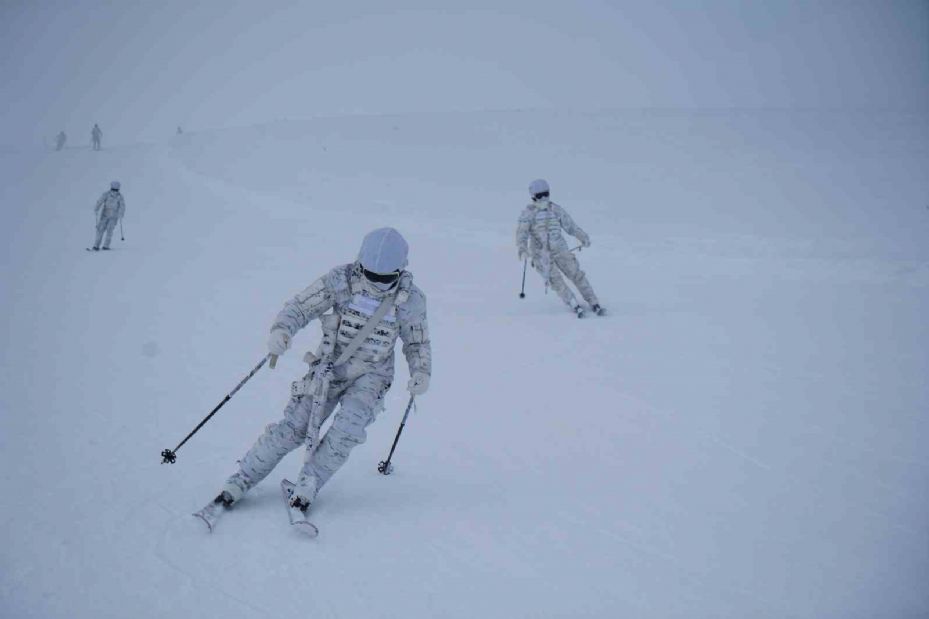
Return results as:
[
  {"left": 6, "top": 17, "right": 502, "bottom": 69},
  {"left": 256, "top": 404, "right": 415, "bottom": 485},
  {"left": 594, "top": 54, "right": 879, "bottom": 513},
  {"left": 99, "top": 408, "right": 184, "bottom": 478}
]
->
[
  {"left": 324, "top": 264, "right": 354, "bottom": 292},
  {"left": 394, "top": 271, "right": 415, "bottom": 305}
]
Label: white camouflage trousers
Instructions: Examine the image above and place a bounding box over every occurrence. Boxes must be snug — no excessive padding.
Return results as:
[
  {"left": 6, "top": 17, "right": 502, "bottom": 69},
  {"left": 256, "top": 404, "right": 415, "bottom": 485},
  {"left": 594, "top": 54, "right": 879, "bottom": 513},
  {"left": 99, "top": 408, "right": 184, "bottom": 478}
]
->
[
  {"left": 533, "top": 249, "right": 600, "bottom": 308},
  {"left": 94, "top": 214, "right": 119, "bottom": 249},
  {"left": 226, "top": 371, "right": 390, "bottom": 504}
]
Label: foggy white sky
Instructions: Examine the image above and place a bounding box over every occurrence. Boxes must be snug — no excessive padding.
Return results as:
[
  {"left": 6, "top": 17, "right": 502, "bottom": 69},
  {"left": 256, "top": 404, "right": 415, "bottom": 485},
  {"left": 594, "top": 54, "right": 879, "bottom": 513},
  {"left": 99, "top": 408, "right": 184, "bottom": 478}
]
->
[{"left": 1, "top": 0, "right": 927, "bottom": 146}]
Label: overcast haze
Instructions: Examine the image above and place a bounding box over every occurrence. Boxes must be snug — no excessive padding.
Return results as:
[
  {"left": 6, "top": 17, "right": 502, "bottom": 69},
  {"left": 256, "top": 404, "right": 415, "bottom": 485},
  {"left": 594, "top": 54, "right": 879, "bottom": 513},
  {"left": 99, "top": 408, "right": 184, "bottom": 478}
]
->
[
  {"left": 1, "top": 2, "right": 928, "bottom": 618},
  {"left": 1, "top": 0, "right": 927, "bottom": 146}
]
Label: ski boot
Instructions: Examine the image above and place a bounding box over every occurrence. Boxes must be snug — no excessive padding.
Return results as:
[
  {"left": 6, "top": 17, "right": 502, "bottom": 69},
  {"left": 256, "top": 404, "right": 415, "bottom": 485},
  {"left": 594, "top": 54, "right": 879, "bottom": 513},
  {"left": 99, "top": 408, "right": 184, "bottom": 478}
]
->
[
  {"left": 282, "top": 479, "right": 319, "bottom": 537},
  {"left": 193, "top": 491, "right": 235, "bottom": 532}
]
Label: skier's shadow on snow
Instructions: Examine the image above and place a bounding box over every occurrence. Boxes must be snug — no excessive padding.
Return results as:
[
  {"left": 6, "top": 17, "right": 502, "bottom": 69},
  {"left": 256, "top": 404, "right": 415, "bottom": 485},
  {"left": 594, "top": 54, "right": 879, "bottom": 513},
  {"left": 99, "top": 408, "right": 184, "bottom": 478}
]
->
[{"left": 600, "top": 301, "right": 686, "bottom": 317}]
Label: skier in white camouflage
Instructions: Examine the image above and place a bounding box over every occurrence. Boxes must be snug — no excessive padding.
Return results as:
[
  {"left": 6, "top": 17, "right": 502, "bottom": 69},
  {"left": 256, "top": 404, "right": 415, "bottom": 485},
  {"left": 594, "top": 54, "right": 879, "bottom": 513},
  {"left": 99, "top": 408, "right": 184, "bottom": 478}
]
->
[
  {"left": 516, "top": 179, "right": 604, "bottom": 317},
  {"left": 91, "top": 124, "right": 102, "bottom": 150},
  {"left": 91, "top": 181, "right": 125, "bottom": 251},
  {"left": 215, "top": 227, "right": 431, "bottom": 522}
]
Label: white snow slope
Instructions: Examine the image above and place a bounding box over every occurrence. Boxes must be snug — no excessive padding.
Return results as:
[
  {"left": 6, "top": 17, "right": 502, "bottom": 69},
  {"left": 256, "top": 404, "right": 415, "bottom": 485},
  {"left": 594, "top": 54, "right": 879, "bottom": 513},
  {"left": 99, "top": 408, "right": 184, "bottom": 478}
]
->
[{"left": 1, "top": 109, "right": 927, "bottom": 619}]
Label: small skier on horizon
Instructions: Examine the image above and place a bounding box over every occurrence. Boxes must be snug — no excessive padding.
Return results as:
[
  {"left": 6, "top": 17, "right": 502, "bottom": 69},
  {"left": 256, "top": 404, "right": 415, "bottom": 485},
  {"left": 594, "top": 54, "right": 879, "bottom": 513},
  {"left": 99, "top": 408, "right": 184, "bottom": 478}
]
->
[
  {"left": 91, "top": 124, "right": 102, "bottom": 150},
  {"left": 204, "top": 227, "right": 432, "bottom": 530},
  {"left": 55, "top": 131, "right": 67, "bottom": 151},
  {"left": 516, "top": 179, "right": 604, "bottom": 317},
  {"left": 91, "top": 181, "right": 125, "bottom": 250}
]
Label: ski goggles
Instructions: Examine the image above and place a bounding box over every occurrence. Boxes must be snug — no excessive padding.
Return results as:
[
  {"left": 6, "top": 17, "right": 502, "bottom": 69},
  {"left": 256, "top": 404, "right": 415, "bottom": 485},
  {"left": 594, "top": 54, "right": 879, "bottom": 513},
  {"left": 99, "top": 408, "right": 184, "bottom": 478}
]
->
[
  {"left": 362, "top": 267, "right": 401, "bottom": 285},
  {"left": 532, "top": 191, "right": 550, "bottom": 200}
]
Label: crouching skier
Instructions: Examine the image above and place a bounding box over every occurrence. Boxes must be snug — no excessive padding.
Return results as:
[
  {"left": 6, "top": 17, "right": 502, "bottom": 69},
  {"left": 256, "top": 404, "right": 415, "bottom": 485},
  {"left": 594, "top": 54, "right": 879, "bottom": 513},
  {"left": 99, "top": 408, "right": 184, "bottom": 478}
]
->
[
  {"left": 516, "top": 179, "right": 605, "bottom": 317},
  {"left": 197, "top": 227, "right": 431, "bottom": 535}
]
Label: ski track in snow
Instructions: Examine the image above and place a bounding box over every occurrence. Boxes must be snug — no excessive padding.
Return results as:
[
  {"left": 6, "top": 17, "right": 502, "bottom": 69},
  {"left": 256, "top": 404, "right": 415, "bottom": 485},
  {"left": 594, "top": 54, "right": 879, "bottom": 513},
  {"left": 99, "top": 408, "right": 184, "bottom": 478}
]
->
[
  {"left": 153, "top": 495, "right": 344, "bottom": 619},
  {"left": 707, "top": 436, "right": 772, "bottom": 471},
  {"left": 153, "top": 514, "right": 284, "bottom": 619}
]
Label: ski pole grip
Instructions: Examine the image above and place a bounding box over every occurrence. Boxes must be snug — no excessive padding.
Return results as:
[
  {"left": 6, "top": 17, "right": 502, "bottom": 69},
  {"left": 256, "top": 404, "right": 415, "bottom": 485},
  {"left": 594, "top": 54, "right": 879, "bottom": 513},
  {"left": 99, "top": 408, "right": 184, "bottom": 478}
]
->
[{"left": 269, "top": 354, "right": 278, "bottom": 369}]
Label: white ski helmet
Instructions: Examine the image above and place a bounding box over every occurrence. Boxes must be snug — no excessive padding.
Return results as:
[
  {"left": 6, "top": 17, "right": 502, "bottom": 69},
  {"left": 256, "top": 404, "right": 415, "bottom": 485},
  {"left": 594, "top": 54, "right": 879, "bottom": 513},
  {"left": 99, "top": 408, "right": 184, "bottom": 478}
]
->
[
  {"left": 358, "top": 227, "right": 409, "bottom": 274},
  {"left": 529, "top": 178, "right": 549, "bottom": 198},
  {"left": 110, "top": 181, "right": 121, "bottom": 190}
]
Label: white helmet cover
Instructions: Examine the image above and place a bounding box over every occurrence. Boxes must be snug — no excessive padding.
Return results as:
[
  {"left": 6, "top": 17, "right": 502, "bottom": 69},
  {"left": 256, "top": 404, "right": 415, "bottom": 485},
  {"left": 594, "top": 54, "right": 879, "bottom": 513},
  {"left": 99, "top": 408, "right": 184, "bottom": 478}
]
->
[
  {"left": 528, "top": 178, "right": 549, "bottom": 196},
  {"left": 358, "top": 227, "right": 409, "bottom": 273},
  {"left": 110, "top": 181, "right": 121, "bottom": 190}
]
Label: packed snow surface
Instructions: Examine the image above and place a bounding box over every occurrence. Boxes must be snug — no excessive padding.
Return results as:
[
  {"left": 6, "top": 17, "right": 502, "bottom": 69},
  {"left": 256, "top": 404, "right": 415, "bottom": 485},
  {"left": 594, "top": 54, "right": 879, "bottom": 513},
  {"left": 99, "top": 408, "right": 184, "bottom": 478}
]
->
[{"left": 1, "top": 109, "right": 927, "bottom": 618}]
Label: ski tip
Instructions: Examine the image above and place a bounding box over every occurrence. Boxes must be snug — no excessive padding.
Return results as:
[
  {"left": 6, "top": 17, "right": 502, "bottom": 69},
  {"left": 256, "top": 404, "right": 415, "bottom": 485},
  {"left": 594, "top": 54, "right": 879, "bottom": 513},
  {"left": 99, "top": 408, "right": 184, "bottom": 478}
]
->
[
  {"left": 192, "top": 512, "right": 214, "bottom": 533},
  {"left": 293, "top": 521, "right": 319, "bottom": 538}
]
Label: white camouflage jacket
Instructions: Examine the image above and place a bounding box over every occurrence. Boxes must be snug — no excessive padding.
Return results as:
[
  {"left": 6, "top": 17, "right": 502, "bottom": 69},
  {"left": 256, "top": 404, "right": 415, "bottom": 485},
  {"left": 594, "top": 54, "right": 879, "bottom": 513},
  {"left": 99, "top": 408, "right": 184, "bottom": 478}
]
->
[
  {"left": 95, "top": 190, "right": 125, "bottom": 219},
  {"left": 516, "top": 199, "right": 589, "bottom": 257},
  {"left": 271, "top": 263, "right": 431, "bottom": 381}
]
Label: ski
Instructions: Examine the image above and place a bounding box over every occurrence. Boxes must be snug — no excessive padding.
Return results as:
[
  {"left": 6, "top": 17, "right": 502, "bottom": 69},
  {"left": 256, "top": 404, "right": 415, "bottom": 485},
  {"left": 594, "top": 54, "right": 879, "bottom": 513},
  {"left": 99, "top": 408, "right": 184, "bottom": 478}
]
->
[
  {"left": 85, "top": 248, "right": 98, "bottom": 252},
  {"left": 281, "top": 479, "right": 319, "bottom": 537},
  {"left": 193, "top": 494, "right": 230, "bottom": 533},
  {"left": 592, "top": 304, "right": 606, "bottom": 316}
]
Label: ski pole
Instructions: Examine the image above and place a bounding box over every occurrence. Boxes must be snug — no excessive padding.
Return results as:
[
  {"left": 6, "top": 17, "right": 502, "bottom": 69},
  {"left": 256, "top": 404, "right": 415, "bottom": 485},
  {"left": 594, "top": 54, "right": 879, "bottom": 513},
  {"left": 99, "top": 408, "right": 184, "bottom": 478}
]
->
[
  {"left": 519, "top": 258, "right": 528, "bottom": 298},
  {"left": 377, "top": 395, "right": 416, "bottom": 475},
  {"left": 120, "top": 219, "right": 125, "bottom": 242},
  {"left": 161, "top": 354, "right": 272, "bottom": 464}
]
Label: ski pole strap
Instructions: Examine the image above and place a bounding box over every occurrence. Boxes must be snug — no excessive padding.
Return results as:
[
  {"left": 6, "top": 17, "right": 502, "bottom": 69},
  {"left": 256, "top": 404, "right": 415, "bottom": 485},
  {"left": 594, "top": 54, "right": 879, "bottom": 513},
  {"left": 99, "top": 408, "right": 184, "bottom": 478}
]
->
[{"left": 333, "top": 294, "right": 397, "bottom": 366}]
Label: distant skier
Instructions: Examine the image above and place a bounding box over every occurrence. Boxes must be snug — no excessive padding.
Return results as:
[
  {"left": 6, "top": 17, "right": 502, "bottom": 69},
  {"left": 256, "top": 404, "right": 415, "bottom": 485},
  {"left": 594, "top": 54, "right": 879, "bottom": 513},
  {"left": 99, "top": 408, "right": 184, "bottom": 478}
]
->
[
  {"left": 208, "top": 227, "right": 432, "bottom": 526},
  {"left": 91, "top": 124, "right": 102, "bottom": 150},
  {"left": 55, "top": 131, "right": 67, "bottom": 151},
  {"left": 176, "top": 126, "right": 183, "bottom": 135},
  {"left": 91, "top": 181, "right": 125, "bottom": 251},
  {"left": 516, "top": 179, "right": 604, "bottom": 317}
]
